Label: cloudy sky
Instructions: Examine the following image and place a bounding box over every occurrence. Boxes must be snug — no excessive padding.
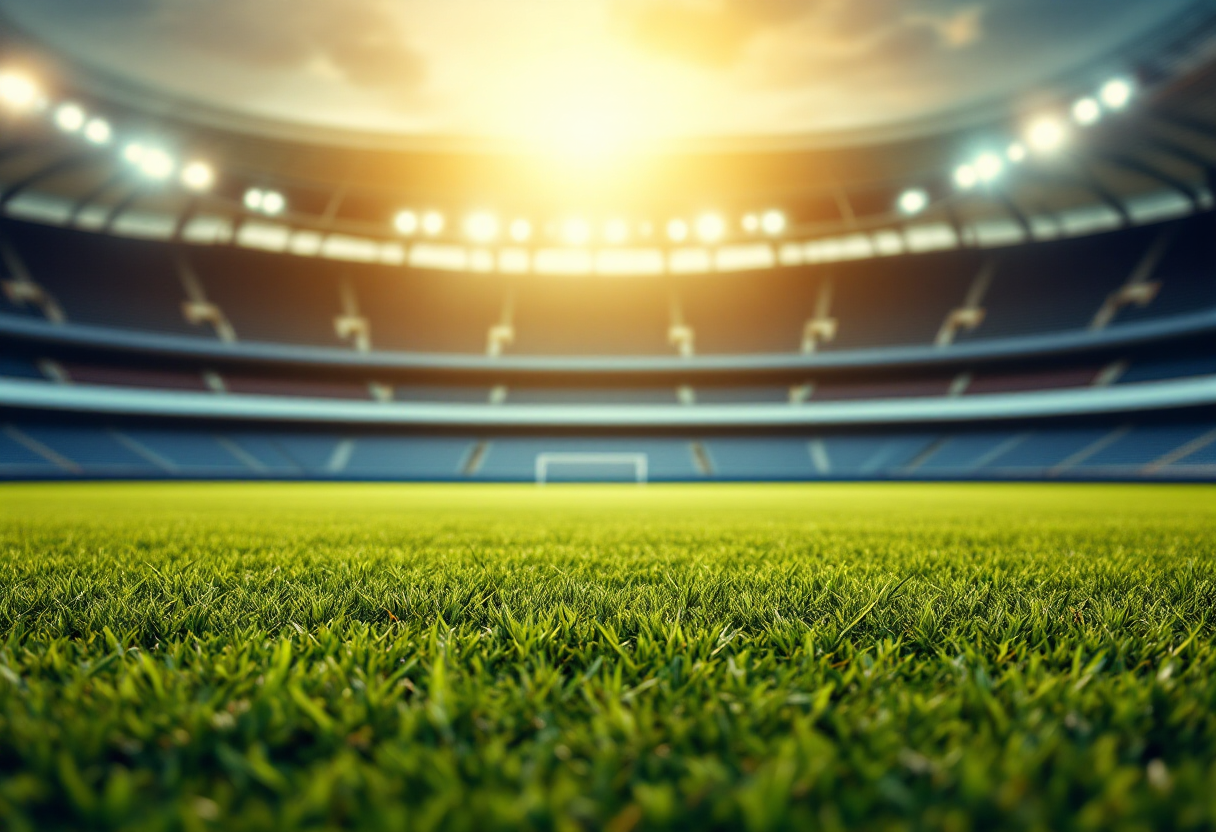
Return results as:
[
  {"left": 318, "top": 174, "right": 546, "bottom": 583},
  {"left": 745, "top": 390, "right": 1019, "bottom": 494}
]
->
[{"left": 0, "top": 0, "right": 1203, "bottom": 146}]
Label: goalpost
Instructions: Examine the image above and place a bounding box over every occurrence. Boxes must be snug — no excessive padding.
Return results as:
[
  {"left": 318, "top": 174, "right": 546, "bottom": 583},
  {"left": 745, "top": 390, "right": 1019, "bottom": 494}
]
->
[{"left": 534, "top": 453, "right": 649, "bottom": 486}]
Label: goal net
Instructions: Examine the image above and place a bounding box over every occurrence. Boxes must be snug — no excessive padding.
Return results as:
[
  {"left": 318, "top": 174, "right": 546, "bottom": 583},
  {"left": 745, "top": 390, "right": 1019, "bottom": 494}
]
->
[{"left": 534, "top": 453, "right": 649, "bottom": 485}]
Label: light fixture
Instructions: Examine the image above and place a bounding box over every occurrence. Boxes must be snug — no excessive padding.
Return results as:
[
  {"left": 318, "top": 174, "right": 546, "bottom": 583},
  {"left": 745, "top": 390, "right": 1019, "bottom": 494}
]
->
[
  {"left": 1072, "top": 97, "right": 1101, "bottom": 126},
  {"left": 83, "top": 118, "right": 112, "bottom": 146},
  {"left": 260, "top": 191, "right": 285, "bottom": 216},
  {"left": 1100, "top": 78, "right": 1133, "bottom": 110},
  {"left": 1026, "top": 117, "right": 1067, "bottom": 153},
  {"left": 667, "top": 218, "right": 689, "bottom": 243},
  {"left": 394, "top": 211, "right": 419, "bottom": 235},
  {"left": 136, "top": 148, "right": 175, "bottom": 180},
  {"left": 760, "top": 210, "right": 786, "bottom": 236},
  {"left": 0, "top": 70, "right": 40, "bottom": 112},
  {"left": 509, "top": 218, "right": 532, "bottom": 242},
  {"left": 1006, "top": 142, "right": 1027, "bottom": 163},
  {"left": 696, "top": 213, "right": 725, "bottom": 243},
  {"left": 562, "top": 218, "right": 590, "bottom": 246},
  {"left": 898, "top": 189, "right": 929, "bottom": 216},
  {"left": 465, "top": 211, "right": 499, "bottom": 243},
  {"left": 54, "top": 103, "right": 85, "bottom": 133},
  {"left": 422, "top": 211, "right": 445, "bottom": 236},
  {"left": 604, "top": 218, "right": 629, "bottom": 245},
  {"left": 975, "top": 152, "right": 1004, "bottom": 183},
  {"left": 180, "top": 161, "right": 215, "bottom": 191},
  {"left": 245, "top": 188, "right": 285, "bottom": 215},
  {"left": 954, "top": 164, "right": 978, "bottom": 190},
  {"left": 122, "top": 142, "right": 146, "bottom": 165},
  {"left": 742, "top": 214, "right": 760, "bottom": 234}
]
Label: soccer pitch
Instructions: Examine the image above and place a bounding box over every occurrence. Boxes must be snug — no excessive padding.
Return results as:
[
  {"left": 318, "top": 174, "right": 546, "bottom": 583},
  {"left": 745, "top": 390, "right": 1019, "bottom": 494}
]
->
[{"left": 1, "top": 483, "right": 1214, "bottom": 831}]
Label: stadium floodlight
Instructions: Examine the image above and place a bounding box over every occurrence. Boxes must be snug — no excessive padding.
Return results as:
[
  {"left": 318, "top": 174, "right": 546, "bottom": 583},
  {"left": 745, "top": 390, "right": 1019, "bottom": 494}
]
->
[
  {"left": 260, "top": 191, "right": 286, "bottom": 216},
  {"left": 0, "top": 70, "right": 40, "bottom": 112},
  {"left": 180, "top": 161, "right": 215, "bottom": 191},
  {"left": 509, "top": 218, "right": 532, "bottom": 242},
  {"left": 122, "top": 142, "right": 146, "bottom": 165},
  {"left": 465, "top": 211, "right": 499, "bottom": 243},
  {"left": 1006, "top": 142, "right": 1027, "bottom": 163},
  {"left": 54, "top": 103, "right": 86, "bottom": 133},
  {"left": 84, "top": 118, "right": 112, "bottom": 146},
  {"left": 604, "top": 218, "right": 629, "bottom": 245},
  {"left": 898, "top": 188, "right": 929, "bottom": 216},
  {"left": 394, "top": 210, "right": 419, "bottom": 235},
  {"left": 696, "top": 213, "right": 726, "bottom": 243},
  {"left": 975, "top": 152, "right": 1004, "bottom": 183},
  {"left": 1100, "top": 78, "right": 1134, "bottom": 110},
  {"left": 742, "top": 213, "right": 760, "bottom": 233},
  {"left": 666, "top": 218, "right": 689, "bottom": 243},
  {"left": 1072, "top": 97, "right": 1101, "bottom": 125},
  {"left": 562, "top": 217, "right": 590, "bottom": 246},
  {"left": 1026, "top": 116, "right": 1067, "bottom": 153},
  {"left": 954, "top": 163, "right": 978, "bottom": 190},
  {"left": 422, "top": 211, "right": 445, "bottom": 236},
  {"left": 136, "top": 147, "right": 175, "bottom": 180},
  {"left": 761, "top": 210, "right": 786, "bottom": 236},
  {"left": 244, "top": 188, "right": 265, "bottom": 211}
]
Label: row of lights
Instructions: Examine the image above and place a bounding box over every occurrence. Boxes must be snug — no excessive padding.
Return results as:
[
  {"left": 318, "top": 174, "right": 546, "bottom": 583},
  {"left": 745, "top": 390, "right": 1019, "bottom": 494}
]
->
[
  {"left": 896, "top": 77, "right": 1137, "bottom": 217},
  {"left": 0, "top": 65, "right": 1140, "bottom": 243},
  {"left": 0, "top": 68, "right": 219, "bottom": 194},
  {"left": 394, "top": 208, "right": 787, "bottom": 246}
]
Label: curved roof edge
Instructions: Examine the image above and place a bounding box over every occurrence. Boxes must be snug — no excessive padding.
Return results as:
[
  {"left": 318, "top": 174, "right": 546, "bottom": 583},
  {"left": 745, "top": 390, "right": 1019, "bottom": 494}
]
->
[{"left": 1, "top": 375, "right": 1214, "bottom": 428}]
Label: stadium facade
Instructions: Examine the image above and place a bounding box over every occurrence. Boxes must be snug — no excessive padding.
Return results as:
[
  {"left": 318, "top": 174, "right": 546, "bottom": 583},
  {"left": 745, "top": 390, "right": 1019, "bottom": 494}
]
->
[{"left": 1, "top": 7, "right": 1215, "bottom": 482}]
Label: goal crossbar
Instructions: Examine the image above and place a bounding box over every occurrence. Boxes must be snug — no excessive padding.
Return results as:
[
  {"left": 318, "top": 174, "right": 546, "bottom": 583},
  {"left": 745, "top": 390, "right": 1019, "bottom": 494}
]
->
[{"left": 535, "top": 453, "right": 649, "bottom": 485}]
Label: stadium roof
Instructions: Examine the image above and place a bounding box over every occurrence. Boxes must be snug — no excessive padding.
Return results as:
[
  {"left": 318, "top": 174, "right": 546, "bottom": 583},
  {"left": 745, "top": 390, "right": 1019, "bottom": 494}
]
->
[{"left": 1, "top": 0, "right": 1213, "bottom": 152}]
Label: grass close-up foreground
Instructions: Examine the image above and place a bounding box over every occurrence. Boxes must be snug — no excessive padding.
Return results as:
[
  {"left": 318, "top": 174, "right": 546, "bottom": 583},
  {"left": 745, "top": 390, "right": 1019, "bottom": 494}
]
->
[{"left": 1, "top": 482, "right": 1214, "bottom": 831}]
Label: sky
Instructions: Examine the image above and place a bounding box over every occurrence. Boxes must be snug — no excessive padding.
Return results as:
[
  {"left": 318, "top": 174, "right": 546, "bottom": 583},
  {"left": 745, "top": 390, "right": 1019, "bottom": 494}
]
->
[{"left": 0, "top": 0, "right": 1203, "bottom": 148}]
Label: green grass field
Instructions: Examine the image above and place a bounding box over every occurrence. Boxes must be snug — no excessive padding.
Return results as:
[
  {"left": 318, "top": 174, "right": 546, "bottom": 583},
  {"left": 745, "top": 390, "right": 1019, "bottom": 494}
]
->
[{"left": 1, "top": 483, "right": 1215, "bottom": 831}]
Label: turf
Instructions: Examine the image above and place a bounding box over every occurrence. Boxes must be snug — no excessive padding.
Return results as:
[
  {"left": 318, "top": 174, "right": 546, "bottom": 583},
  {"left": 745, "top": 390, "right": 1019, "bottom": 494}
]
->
[{"left": 1, "top": 483, "right": 1215, "bottom": 831}]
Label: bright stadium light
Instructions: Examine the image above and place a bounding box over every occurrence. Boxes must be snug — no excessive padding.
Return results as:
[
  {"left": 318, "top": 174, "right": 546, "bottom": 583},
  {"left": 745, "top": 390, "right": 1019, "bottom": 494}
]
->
[
  {"left": 54, "top": 103, "right": 86, "bottom": 133},
  {"left": 1006, "top": 142, "right": 1027, "bottom": 163},
  {"left": 244, "top": 188, "right": 265, "bottom": 211},
  {"left": 84, "top": 118, "right": 112, "bottom": 146},
  {"left": 898, "top": 189, "right": 929, "bottom": 216},
  {"left": 667, "top": 218, "right": 689, "bottom": 243},
  {"left": 604, "top": 218, "right": 629, "bottom": 245},
  {"left": 742, "top": 214, "right": 760, "bottom": 234},
  {"left": 180, "top": 161, "right": 215, "bottom": 191},
  {"left": 510, "top": 218, "right": 532, "bottom": 242},
  {"left": 1100, "top": 78, "right": 1134, "bottom": 110},
  {"left": 562, "top": 217, "right": 590, "bottom": 246},
  {"left": 422, "top": 211, "right": 445, "bottom": 236},
  {"left": 696, "top": 213, "right": 725, "bottom": 243},
  {"left": 1027, "top": 117, "right": 1067, "bottom": 153},
  {"left": 122, "top": 142, "right": 146, "bottom": 165},
  {"left": 975, "top": 152, "right": 1004, "bottom": 183},
  {"left": 761, "top": 210, "right": 786, "bottom": 236},
  {"left": 136, "top": 147, "right": 175, "bottom": 180},
  {"left": 0, "top": 70, "right": 40, "bottom": 112},
  {"left": 954, "top": 163, "right": 978, "bottom": 190},
  {"left": 1072, "top": 97, "right": 1101, "bottom": 126},
  {"left": 394, "top": 210, "right": 419, "bottom": 235},
  {"left": 261, "top": 191, "right": 286, "bottom": 216},
  {"left": 465, "top": 211, "right": 499, "bottom": 243}
]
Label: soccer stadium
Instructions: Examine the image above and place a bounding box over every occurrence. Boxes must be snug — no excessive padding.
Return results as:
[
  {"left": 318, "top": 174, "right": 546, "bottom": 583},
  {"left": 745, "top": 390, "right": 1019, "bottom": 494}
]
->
[{"left": 0, "top": 1, "right": 1214, "bottom": 828}]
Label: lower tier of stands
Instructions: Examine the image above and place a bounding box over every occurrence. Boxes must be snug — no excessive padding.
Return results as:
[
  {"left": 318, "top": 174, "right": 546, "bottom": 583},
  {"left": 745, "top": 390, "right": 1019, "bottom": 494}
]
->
[{"left": 2, "top": 420, "right": 1213, "bottom": 481}]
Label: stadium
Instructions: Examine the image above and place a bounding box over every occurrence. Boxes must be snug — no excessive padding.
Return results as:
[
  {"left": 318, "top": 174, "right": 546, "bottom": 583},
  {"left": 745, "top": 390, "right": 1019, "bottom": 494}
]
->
[{"left": 0, "top": 1, "right": 1214, "bottom": 829}]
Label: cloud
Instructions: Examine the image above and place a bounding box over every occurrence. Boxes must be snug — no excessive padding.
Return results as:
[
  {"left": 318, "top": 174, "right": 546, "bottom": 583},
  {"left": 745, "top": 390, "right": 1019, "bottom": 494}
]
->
[
  {"left": 6, "top": 0, "right": 426, "bottom": 93},
  {"left": 609, "top": 0, "right": 986, "bottom": 77}
]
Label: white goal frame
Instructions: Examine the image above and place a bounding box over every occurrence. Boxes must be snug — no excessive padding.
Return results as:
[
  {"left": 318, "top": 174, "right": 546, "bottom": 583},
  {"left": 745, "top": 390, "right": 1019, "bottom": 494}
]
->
[{"left": 535, "top": 453, "right": 649, "bottom": 485}]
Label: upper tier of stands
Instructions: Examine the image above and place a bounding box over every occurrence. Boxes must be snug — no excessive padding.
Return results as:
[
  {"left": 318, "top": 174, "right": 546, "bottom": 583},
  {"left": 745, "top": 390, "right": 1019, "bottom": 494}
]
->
[{"left": 1, "top": 214, "right": 1212, "bottom": 359}]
